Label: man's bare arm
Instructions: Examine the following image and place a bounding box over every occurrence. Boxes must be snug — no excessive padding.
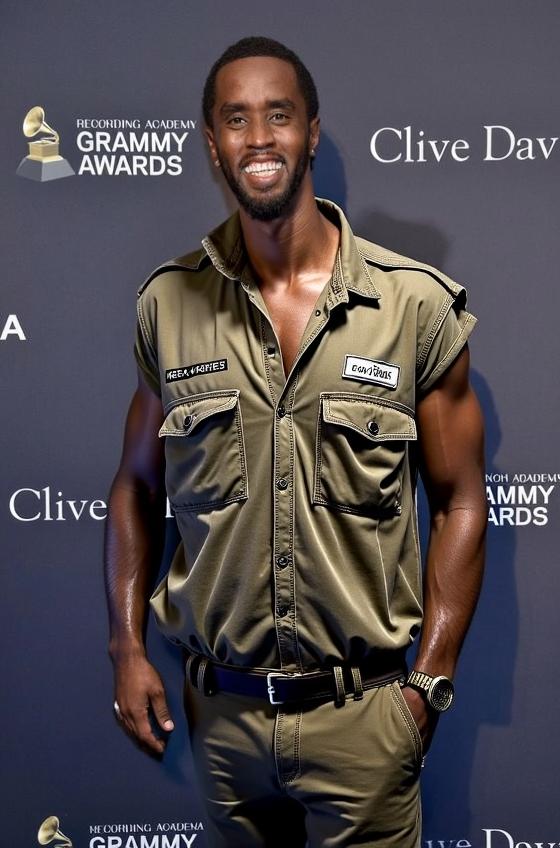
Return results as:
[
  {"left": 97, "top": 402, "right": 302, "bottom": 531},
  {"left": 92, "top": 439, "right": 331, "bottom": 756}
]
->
[
  {"left": 104, "top": 370, "right": 172, "bottom": 755},
  {"left": 402, "top": 345, "right": 487, "bottom": 748}
]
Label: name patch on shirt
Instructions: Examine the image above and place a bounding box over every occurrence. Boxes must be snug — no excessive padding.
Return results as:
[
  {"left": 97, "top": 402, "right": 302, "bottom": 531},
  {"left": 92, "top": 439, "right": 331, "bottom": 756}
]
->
[
  {"left": 165, "top": 358, "right": 228, "bottom": 383},
  {"left": 342, "top": 355, "right": 400, "bottom": 389}
]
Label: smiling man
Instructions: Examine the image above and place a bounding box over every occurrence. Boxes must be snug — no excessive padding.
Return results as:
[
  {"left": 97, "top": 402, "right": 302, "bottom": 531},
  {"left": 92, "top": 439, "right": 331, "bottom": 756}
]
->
[{"left": 105, "top": 36, "right": 487, "bottom": 848}]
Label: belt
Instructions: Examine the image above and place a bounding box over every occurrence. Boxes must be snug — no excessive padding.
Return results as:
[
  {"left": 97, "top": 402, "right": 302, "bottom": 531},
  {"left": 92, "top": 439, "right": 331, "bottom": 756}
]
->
[{"left": 185, "top": 650, "right": 407, "bottom": 707}]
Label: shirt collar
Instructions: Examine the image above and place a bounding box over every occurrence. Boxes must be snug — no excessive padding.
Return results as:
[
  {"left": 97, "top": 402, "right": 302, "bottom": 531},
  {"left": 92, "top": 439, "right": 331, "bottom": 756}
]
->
[{"left": 200, "top": 197, "right": 381, "bottom": 300}]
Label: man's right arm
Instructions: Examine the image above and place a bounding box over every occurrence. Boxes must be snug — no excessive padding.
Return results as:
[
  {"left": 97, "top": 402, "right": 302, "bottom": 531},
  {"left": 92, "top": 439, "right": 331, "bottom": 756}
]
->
[{"left": 104, "top": 370, "right": 173, "bottom": 755}]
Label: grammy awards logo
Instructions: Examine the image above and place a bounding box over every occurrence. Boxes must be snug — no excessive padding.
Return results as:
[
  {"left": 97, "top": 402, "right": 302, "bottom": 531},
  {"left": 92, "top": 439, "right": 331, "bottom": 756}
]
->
[
  {"left": 37, "top": 815, "right": 73, "bottom": 847},
  {"left": 16, "top": 106, "right": 75, "bottom": 182}
]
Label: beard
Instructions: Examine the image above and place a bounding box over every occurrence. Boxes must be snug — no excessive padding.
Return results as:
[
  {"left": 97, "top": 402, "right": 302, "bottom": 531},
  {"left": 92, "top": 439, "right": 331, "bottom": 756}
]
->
[{"left": 216, "top": 142, "right": 311, "bottom": 222}]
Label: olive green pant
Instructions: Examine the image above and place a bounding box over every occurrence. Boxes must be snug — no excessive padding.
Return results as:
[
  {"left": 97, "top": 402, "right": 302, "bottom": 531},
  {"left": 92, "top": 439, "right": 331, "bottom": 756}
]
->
[{"left": 183, "top": 678, "right": 422, "bottom": 847}]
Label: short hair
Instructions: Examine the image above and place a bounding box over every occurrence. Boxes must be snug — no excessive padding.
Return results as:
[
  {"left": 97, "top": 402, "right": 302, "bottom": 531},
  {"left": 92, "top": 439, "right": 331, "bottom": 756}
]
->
[{"left": 203, "top": 36, "right": 319, "bottom": 127}]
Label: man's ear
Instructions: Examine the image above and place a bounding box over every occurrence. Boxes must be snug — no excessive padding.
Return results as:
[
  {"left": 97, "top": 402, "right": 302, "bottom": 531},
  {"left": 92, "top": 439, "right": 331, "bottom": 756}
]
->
[
  {"left": 309, "top": 116, "right": 320, "bottom": 157},
  {"left": 205, "top": 126, "right": 220, "bottom": 166}
]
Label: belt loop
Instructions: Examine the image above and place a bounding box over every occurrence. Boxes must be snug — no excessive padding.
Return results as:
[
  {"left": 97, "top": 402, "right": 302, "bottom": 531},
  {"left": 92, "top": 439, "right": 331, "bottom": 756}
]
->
[
  {"left": 332, "top": 665, "right": 346, "bottom": 707},
  {"left": 197, "top": 657, "right": 213, "bottom": 695},
  {"left": 185, "top": 653, "right": 197, "bottom": 685},
  {"left": 351, "top": 666, "right": 364, "bottom": 700}
]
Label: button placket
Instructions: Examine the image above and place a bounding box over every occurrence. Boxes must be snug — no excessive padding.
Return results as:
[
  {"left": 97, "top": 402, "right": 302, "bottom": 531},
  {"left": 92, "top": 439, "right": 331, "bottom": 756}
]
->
[
  {"left": 267, "top": 301, "right": 341, "bottom": 673},
  {"left": 259, "top": 315, "right": 285, "bottom": 401},
  {"left": 250, "top": 308, "right": 300, "bottom": 670},
  {"left": 247, "top": 274, "right": 340, "bottom": 674},
  {"left": 272, "top": 377, "right": 300, "bottom": 672}
]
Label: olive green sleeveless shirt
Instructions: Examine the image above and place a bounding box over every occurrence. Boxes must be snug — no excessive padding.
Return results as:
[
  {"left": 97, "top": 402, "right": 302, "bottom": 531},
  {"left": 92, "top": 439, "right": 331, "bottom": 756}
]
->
[{"left": 134, "top": 198, "right": 476, "bottom": 672}]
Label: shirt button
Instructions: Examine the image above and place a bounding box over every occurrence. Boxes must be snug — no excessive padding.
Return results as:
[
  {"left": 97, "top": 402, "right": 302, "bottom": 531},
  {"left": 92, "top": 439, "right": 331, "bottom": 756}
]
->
[
  {"left": 183, "top": 414, "right": 193, "bottom": 430},
  {"left": 278, "top": 605, "right": 290, "bottom": 617},
  {"left": 276, "top": 477, "right": 289, "bottom": 490},
  {"left": 367, "top": 420, "right": 379, "bottom": 435},
  {"left": 277, "top": 405, "right": 287, "bottom": 418},
  {"left": 276, "top": 555, "right": 289, "bottom": 568},
  {"left": 267, "top": 345, "right": 276, "bottom": 355}
]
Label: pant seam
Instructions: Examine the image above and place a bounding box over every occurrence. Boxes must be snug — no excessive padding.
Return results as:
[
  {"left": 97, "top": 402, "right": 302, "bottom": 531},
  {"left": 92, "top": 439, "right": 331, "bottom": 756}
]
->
[{"left": 283, "top": 709, "right": 302, "bottom": 784}]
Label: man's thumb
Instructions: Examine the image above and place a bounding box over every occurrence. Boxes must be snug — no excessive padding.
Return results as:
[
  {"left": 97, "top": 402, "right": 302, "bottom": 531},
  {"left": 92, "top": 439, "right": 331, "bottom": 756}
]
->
[{"left": 152, "top": 691, "right": 175, "bottom": 732}]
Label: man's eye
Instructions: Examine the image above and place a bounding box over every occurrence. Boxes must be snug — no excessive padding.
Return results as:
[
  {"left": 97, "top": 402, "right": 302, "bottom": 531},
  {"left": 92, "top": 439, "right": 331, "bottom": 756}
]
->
[
  {"left": 228, "top": 116, "right": 246, "bottom": 126},
  {"left": 271, "top": 113, "right": 288, "bottom": 121}
]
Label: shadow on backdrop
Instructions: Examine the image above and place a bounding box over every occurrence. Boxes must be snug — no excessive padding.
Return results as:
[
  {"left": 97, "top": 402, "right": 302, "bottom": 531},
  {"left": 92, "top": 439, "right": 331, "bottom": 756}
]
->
[{"left": 312, "top": 131, "right": 347, "bottom": 210}]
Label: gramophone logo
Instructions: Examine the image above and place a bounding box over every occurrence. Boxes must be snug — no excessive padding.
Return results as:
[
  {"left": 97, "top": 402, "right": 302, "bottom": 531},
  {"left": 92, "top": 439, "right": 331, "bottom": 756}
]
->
[
  {"left": 16, "top": 106, "right": 75, "bottom": 182},
  {"left": 37, "top": 815, "right": 73, "bottom": 847}
]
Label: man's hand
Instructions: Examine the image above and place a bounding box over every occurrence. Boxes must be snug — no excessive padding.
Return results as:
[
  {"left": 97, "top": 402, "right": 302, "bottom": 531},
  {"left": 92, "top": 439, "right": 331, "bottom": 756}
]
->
[
  {"left": 400, "top": 685, "right": 439, "bottom": 755},
  {"left": 105, "top": 373, "right": 169, "bottom": 756},
  {"left": 113, "top": 652, "right": 174, "bottom": 756}
]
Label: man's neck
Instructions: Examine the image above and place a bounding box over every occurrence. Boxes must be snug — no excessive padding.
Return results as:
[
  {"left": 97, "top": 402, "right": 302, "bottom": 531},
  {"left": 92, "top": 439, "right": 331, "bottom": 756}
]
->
[{"left": 238, "top": 185, "right": 340, "bottom": 289}]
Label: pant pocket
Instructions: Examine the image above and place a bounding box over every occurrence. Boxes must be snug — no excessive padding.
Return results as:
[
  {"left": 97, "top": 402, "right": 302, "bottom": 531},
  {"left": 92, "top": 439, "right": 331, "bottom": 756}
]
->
[{"left": 390, "top": 681, "right": 424, "bottom": 769}]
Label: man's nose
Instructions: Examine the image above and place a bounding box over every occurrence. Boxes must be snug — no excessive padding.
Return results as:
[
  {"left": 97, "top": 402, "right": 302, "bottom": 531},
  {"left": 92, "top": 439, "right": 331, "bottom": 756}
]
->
[{"left": 246, "top": 116, "right": 275, "bottom": 148}]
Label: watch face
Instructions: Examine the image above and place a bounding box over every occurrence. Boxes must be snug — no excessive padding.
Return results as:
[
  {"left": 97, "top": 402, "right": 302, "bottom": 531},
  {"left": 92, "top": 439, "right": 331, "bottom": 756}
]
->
[{"left": 430, "top": 677, "right": 454, "bottom": 712}]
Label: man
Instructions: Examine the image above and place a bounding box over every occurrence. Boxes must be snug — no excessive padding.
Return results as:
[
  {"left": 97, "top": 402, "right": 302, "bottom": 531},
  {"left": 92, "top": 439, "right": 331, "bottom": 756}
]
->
[{"left": 105, "top": 36, "right": 487, "bottom": 848}]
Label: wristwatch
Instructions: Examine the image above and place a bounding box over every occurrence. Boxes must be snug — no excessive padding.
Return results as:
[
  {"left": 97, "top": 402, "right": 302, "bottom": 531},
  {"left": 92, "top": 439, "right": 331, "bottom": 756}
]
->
[{"left": 407, "top": 670, "right": 455, "bottom": 712}]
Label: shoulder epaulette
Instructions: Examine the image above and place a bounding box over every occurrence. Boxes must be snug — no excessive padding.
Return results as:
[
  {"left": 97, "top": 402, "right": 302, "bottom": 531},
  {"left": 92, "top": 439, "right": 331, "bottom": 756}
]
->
[
  {"left": 137, "top": 247, "right": 209, "bottom": 296},
  {"left": 355, "top": 236, "right": 465, "bottom": 304}
]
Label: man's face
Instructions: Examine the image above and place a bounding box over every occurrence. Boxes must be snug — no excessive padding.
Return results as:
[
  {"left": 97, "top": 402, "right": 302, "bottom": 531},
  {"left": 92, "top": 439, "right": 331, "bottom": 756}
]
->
[{"left": 206, "top": 56, "right": 319, "bottom": 222}]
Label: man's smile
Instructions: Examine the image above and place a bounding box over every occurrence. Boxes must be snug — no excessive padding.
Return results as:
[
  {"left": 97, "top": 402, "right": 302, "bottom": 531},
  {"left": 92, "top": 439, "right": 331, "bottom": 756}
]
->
[
  {"left": 239, "top": 157, "right": 286, "bottom": 190},
  {"left": 242, "top": 160, "right": 284, "bottom": 174}
]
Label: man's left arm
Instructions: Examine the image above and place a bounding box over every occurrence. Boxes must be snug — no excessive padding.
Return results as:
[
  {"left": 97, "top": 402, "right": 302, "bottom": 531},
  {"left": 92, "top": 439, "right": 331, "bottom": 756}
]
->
[{"left": 402, "top": 343, "right": 488, "bottom": 751}]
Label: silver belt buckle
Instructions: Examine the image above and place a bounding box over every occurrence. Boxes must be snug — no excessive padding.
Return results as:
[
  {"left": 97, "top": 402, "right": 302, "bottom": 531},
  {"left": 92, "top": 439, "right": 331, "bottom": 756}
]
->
[{"left": 266, "top": 671, "right": 297, "bottom": 705}]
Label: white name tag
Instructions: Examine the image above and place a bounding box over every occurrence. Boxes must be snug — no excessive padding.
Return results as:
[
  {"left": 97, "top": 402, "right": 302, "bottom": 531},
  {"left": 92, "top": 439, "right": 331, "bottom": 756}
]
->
[{"left": 342, "top": 355, "right": 400, "bottom": 389}]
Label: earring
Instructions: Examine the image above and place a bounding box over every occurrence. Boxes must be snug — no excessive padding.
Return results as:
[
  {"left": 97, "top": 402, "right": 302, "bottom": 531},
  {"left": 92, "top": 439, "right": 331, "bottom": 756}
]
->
[{"left": 214, "top": 159, "right": 220, "bottom": 167}]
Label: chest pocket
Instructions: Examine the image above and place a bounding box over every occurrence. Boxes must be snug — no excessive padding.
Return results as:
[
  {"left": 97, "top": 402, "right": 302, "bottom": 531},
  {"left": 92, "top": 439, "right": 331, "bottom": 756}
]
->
[
  {"left": 313, "top": 392, "right": 416, "bottom": 518},
  {"left": 159, "top": 389, "right": 248, "bottom": 512}
]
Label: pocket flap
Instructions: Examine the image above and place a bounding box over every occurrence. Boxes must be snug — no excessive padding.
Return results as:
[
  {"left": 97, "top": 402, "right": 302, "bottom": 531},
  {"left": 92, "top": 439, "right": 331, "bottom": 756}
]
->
[
  {"left": 321, "top": 393, "right": 416, "bottom": 441},
  {"left": 159, "top": 390, "right": 240, "bottom": 437}
]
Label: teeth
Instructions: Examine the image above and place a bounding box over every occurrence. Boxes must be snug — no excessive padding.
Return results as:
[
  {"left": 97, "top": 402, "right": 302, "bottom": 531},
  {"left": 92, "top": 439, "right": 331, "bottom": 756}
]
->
[{"left": 244, "top": 161, "right": 283, "bottom": 174}]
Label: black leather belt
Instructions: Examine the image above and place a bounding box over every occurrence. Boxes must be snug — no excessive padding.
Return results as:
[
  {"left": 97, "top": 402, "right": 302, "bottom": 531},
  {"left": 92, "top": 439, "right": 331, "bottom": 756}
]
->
[{"left": 185, "top": 650, "right": 407, "bottom": 707}]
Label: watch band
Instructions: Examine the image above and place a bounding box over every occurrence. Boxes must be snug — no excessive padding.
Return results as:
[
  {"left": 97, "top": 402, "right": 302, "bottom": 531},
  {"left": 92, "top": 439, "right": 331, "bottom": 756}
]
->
[{"left": 407, "top": 670, "right": 434, "bottom": 691}]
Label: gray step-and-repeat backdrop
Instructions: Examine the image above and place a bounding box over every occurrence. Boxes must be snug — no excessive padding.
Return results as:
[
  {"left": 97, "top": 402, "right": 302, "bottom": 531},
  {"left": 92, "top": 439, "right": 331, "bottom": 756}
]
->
[{"left": 2, "top": 2, "right": 559, "bottom": 846}]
